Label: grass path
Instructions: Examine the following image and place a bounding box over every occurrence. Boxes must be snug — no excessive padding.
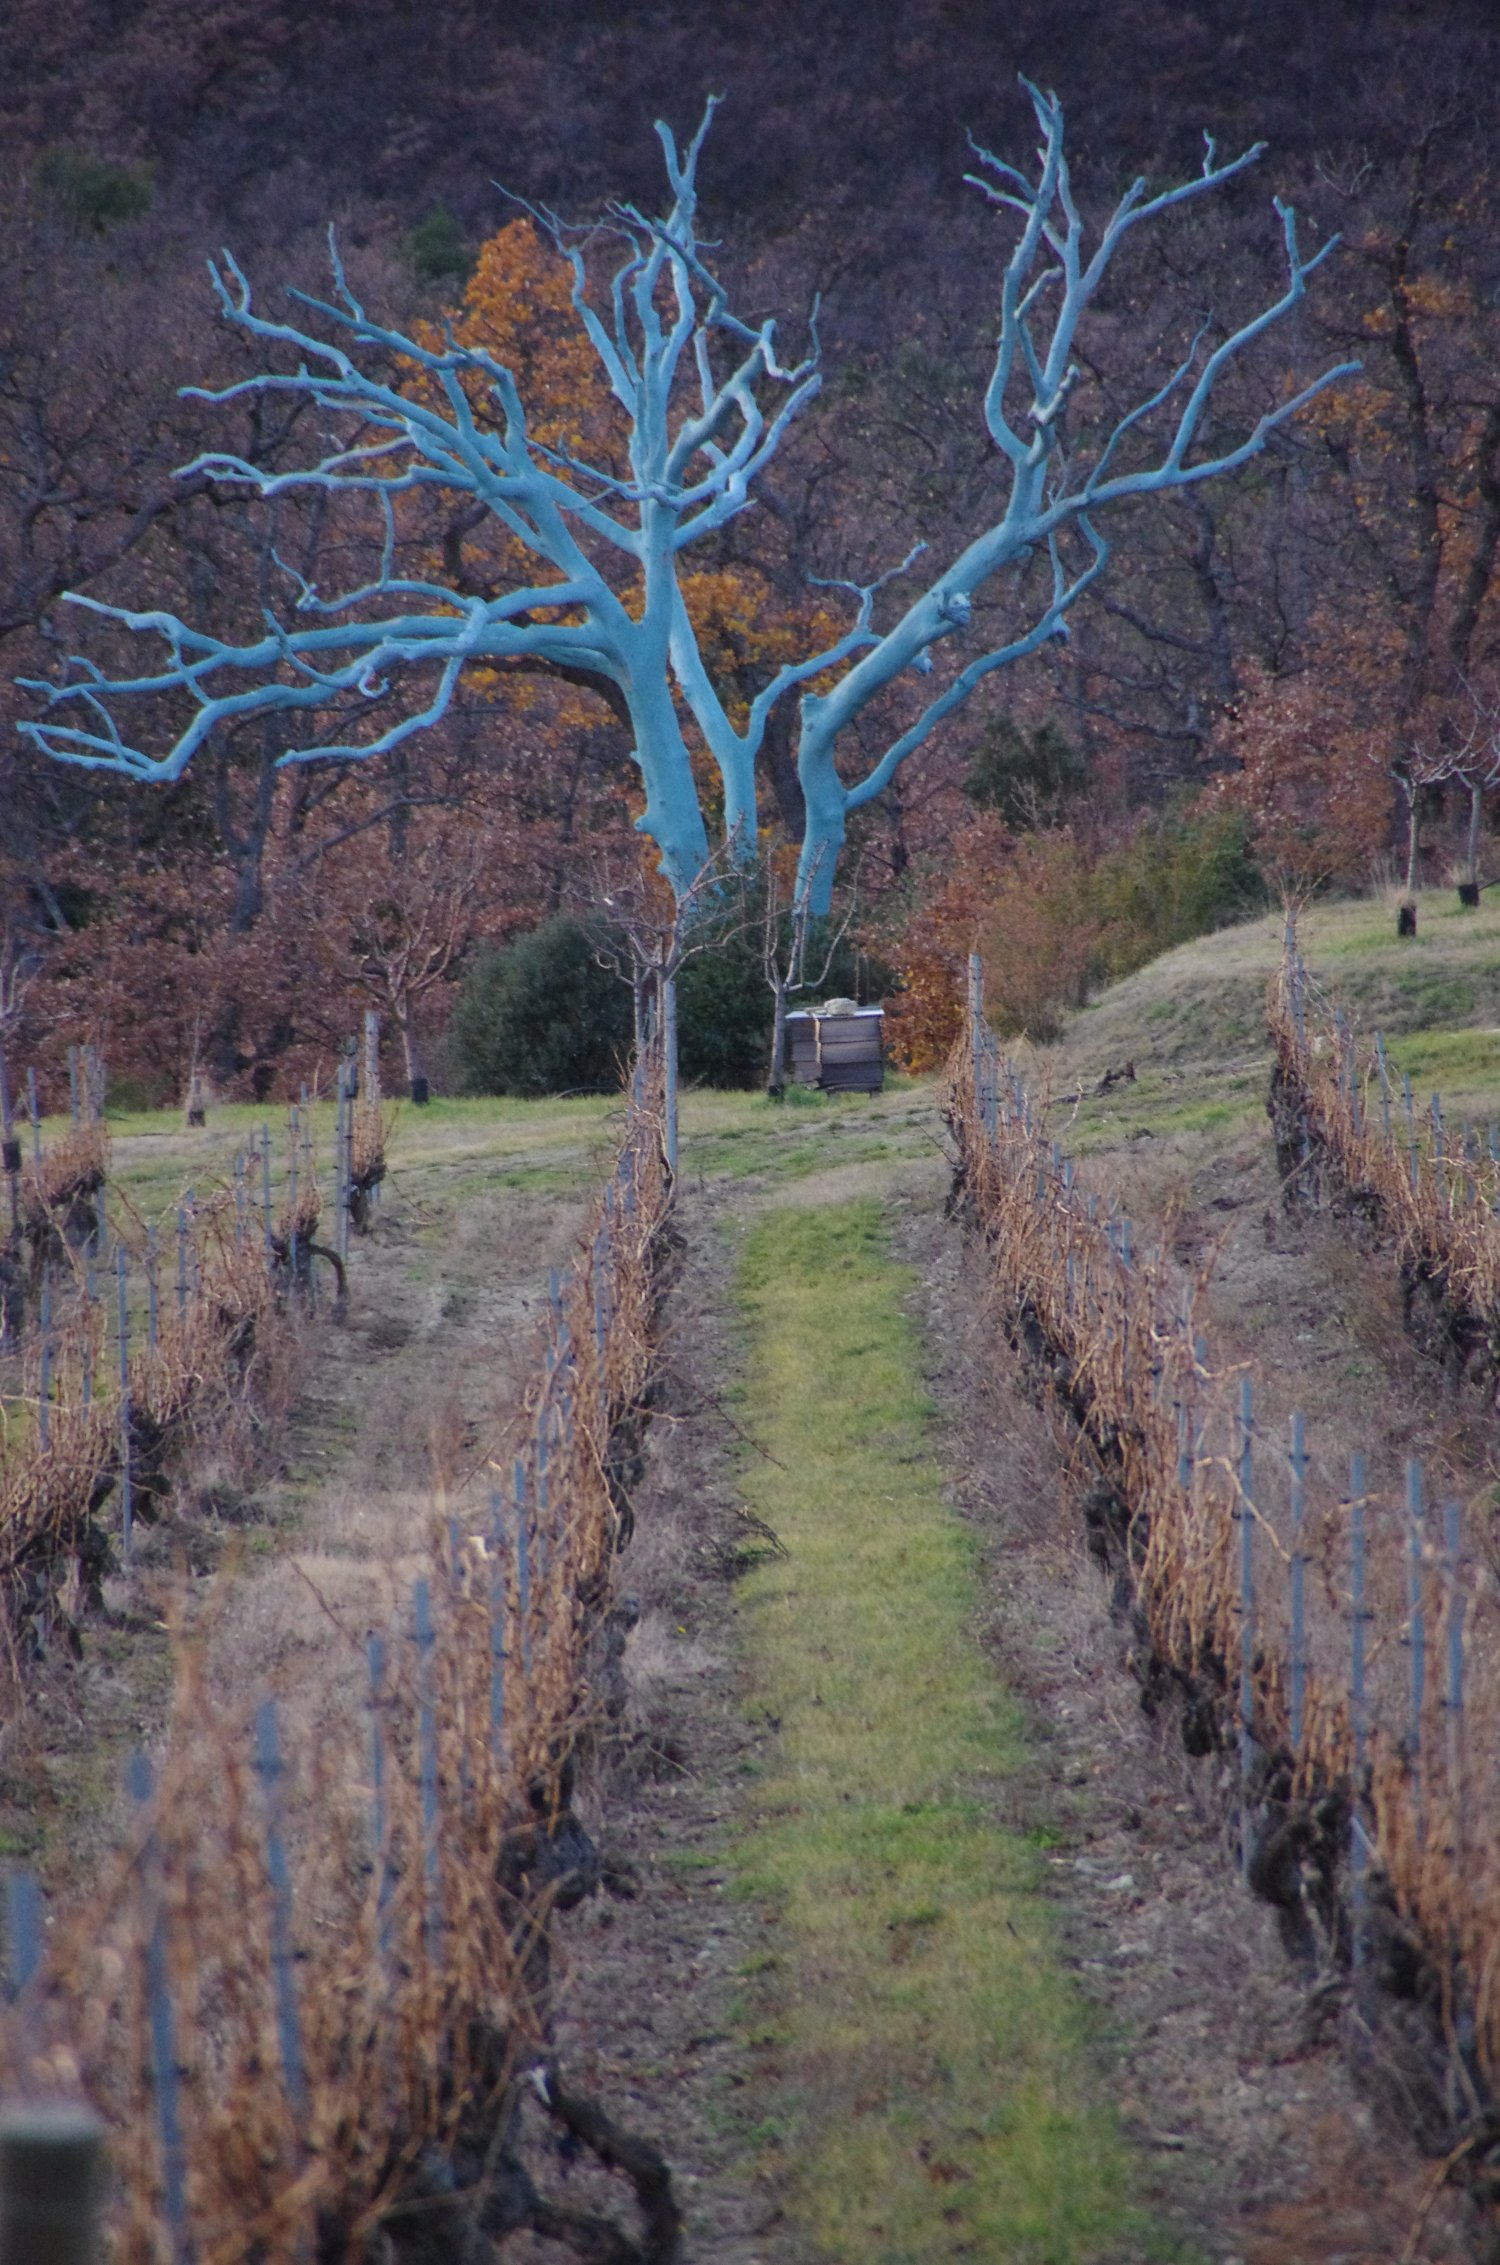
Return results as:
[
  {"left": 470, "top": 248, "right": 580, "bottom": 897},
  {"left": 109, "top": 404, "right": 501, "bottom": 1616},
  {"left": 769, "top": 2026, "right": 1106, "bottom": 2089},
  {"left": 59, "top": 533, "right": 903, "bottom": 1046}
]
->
[{"left": 731, "top": 1197, "right": 1186, "bottom": 2264}]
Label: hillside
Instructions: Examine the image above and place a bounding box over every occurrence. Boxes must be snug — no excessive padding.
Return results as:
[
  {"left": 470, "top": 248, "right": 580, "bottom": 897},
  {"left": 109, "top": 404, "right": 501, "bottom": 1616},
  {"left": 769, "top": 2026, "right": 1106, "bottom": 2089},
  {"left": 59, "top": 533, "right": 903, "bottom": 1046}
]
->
[
  {"left": 6, "top": 0, "right": 1500, "bottom": 1110},
  {"left": 4, "top": 887, "right": 1497, "bottom": 2253},
  {"left": 1039, "top": 884, "right": 1500, "bottom": 1145},
  {"left": 1022, "top": 885, "right": 1500, "bottom": 1497}
]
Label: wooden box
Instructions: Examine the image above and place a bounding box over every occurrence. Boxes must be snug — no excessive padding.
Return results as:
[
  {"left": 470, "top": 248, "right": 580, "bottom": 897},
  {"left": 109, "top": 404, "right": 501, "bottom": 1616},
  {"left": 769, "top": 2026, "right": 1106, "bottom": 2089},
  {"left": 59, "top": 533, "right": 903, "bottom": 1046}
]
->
[{"left": 785, "top": 1007, "right": 885, "bottom": 1094}]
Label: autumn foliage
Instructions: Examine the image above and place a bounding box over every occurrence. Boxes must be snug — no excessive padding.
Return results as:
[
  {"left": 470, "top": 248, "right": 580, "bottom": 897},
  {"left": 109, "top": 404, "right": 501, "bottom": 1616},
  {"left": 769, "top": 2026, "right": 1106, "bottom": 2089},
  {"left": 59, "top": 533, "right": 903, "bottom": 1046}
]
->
[{"left": 10, "top": 9, "right": 1500, "bottom": 1091}]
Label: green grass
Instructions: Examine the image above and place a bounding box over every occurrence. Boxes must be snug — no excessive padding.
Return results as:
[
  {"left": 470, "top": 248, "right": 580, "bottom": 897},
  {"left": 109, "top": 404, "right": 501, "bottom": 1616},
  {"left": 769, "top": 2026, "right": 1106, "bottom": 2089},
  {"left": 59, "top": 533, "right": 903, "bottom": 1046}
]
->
[
  {"left": 1376, "top": 1026, "right": 1500, "bottom": 1121},
  {"left": 730, "top": 1201, "right": 1191, "bottom": 2264},
  {"left": 90, "top": 1088, "right": 623, "bottom": 1225},
  {"left": 1024, "top": 886, "right": 1500, "bottom": 1167}
]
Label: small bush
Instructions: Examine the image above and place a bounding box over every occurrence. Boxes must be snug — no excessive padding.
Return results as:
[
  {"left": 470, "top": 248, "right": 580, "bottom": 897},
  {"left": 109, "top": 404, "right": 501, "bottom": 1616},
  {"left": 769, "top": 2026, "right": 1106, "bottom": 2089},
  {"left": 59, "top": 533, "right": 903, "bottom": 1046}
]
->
[
  {"left": 38, "top": 149, "right": 152, "bottom": 232},
  {"left": 975, "top": 832, "right": 1101, "bottom": 1041},
  {"left": 678, "top": 920, "right": 770, "bottom": 1087},
  {"left": 1090, "top": 800, "right": 1264, "bottom": 979},
  {"left": 448, "top": 918, "right": 631, "bottom": 1096},
  {"left": 964, "top": 715, "right": 1088, "bottom": 829},
  {"left": 407, "top": 205, "right": 473, "bottom": 286}
]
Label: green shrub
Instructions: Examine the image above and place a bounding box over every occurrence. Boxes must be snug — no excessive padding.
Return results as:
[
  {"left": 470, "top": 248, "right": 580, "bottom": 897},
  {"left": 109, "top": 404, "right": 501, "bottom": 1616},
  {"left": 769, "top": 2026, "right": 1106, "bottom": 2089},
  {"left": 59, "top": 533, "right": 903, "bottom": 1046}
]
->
[
  {"left": 678, "top": 920, "right": 770, "bottom": 1087},
  {"left": 38, "top": 149, "right": 152, "bottom": 232},
  {"left": 447, "top": 918, "right": 631, "bottom": 1096},
  {"left": 450, "top": 899, "right": 888, "bottom": 1098},
  {"left": 678, "top": 899, "right": 888, "bottom": 1088},
  {"left": 407, "top": 205, "right": 472, "bottom": 285},
  {"left": 964, "top": 715, "right": 1088, "bottom": 828},
  {"left": 1091, "top": 800, "right": 1264, "bottom": 979}
]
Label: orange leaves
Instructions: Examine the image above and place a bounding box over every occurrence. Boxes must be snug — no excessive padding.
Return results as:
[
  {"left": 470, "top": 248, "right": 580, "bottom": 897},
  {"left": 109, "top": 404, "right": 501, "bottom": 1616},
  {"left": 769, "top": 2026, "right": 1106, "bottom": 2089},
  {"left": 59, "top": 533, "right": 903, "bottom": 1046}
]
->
[
  {"left": 678, "top": 568, "right": 844, "bottom": 730},
  {"left": 413, "top": 219, "right": 610, "bottom": 462},
  {"left": 1399, "top": 273, "right": 1475, "bottom": 325},
  {"left": 882, "top": 815, "right": 1099, "bottom": 1063},
  {"left": 883, "top": 945, "right": 964, "bottom": 1071}
]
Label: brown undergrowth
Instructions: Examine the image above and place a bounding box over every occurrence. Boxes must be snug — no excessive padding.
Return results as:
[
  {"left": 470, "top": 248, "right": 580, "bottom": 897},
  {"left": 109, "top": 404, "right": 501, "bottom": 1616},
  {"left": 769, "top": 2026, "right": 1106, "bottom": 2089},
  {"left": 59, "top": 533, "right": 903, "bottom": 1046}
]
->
[
  {"left": 945, "top": 997, "right": 1500, "bottom": 2241},
  {"left": 0, "top": 1195, "right": 285, "bottom": 1683},
  {"left": 0, "top": 1051, "right": 680, "bottom": 2261},
  {"left": 1268, "top": 924, "right": 1500, "bottom": 1396}
]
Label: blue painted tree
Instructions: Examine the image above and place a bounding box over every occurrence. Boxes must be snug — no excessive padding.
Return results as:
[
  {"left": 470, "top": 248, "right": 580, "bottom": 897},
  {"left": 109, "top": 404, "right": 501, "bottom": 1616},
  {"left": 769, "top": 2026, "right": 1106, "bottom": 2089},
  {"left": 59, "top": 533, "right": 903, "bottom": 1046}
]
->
[
  {"left": 18, "top": 102, "right": 840, "bottom": 900},
  {"left": 786, "top": 87, "right": 1358, "bottom": 908},
  {"left": 19, "top": 84, "right": 1355, "bottom": 912}
]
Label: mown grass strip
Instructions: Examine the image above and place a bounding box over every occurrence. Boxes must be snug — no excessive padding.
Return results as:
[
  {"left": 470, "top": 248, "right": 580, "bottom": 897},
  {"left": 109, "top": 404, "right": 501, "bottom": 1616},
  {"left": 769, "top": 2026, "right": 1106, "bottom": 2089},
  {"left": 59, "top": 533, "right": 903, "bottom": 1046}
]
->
[{"left": 732, "top": 1199, "right": 1190, "bottom": 2263}]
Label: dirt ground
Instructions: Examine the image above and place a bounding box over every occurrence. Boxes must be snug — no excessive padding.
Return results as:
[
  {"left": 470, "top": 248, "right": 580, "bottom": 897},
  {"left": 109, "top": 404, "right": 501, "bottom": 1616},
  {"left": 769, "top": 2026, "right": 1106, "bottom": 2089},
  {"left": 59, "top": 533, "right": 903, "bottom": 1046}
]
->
[{"left": 532, "top": 1119, "right": 1477, "bottom": 2262}]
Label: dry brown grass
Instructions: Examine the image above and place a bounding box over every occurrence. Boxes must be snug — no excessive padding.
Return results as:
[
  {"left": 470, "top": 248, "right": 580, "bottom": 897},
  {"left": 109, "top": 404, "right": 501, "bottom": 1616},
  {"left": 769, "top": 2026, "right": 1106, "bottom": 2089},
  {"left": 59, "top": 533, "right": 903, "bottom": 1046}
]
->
[
  {"left": 18, "top": 1122, "right": 109, "bottom": 1270},
  {"left": 1268, "top": 934, "right": 1500, "bottom": 1374},
  {"left": 0, "top": 1195, "right": 282, "bottom": 1681},
  {"left": 0, "top": 1047, "right": 677, "bottom": 2257},
  {"left": 944, "top": 1001, "right": 1500, "bottom": 2132}
]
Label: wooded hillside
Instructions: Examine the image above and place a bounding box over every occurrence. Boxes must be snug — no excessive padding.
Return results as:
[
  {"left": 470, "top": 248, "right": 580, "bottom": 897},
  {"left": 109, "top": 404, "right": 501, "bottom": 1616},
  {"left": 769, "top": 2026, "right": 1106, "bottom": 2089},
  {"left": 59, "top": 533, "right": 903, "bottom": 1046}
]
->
[{"left": 4, "top": 0, "right": 1497, "bottom": 1098}]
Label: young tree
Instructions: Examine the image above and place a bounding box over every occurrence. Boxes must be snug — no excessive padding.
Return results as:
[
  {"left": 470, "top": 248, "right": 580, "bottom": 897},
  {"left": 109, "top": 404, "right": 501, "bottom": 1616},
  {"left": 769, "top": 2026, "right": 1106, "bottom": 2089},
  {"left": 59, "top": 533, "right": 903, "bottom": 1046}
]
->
[
  {"left": 1380, "top": 735, "right": 1464, "bottom": 934},
  {"left": 297, "top": 797, "right": 522, "bottom": 1097},
  {"left": 759, "top": 843, "right": 858, "bottom": 1099},
  {"left": 18, "top": 88, "right": 1354, "bottom": 916}
]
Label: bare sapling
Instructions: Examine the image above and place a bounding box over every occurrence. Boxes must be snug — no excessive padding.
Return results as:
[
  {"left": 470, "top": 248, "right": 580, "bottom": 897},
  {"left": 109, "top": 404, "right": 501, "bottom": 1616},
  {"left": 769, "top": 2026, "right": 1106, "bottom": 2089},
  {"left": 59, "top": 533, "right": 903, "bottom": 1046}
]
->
[
  {"left": 1380, "top": 733, "right": 1465, "bottom": 937},
  {"left": 761, "top": 843, "right": 857, "bottom": 1100},
  {"left": 1450, "top": 683, "right": 1500, "bottom": 908}
]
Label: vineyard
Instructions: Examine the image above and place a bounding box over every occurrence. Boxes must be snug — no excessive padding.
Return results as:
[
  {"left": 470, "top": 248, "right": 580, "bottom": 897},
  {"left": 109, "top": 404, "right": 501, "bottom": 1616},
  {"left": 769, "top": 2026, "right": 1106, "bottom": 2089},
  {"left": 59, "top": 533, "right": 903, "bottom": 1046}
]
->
[
  {"left": 9, "top": 5, "right": 1500, "bottom": 2253},
  {"left": 6, "top": 901, "right": 1500, "bottom": 2258},
  {"left": 948, "top": 946, "right": 1500, "bottom": 2154},
  {"left": 0, "top": 1035, "right": 683, "bottom": 2258}
]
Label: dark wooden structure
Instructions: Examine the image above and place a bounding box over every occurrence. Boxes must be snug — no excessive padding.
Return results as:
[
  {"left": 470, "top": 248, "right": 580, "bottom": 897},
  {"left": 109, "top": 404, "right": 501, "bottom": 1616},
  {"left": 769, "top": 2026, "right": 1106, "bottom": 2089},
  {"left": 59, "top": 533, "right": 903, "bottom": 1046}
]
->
[{"left": 785, "top": 1006, "right": 885, "bottom": 1094}]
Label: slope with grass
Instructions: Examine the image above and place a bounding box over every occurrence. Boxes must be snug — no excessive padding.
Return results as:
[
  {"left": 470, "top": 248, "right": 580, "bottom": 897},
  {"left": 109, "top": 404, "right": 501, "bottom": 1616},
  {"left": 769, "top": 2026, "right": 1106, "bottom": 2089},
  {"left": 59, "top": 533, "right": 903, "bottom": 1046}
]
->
[
  {"left": 1025, "top": 884, "right": 1500, "bottom": 1509},
  {"left": 1047, "top": 885, "right": 1500, "bottom": 1153}
]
